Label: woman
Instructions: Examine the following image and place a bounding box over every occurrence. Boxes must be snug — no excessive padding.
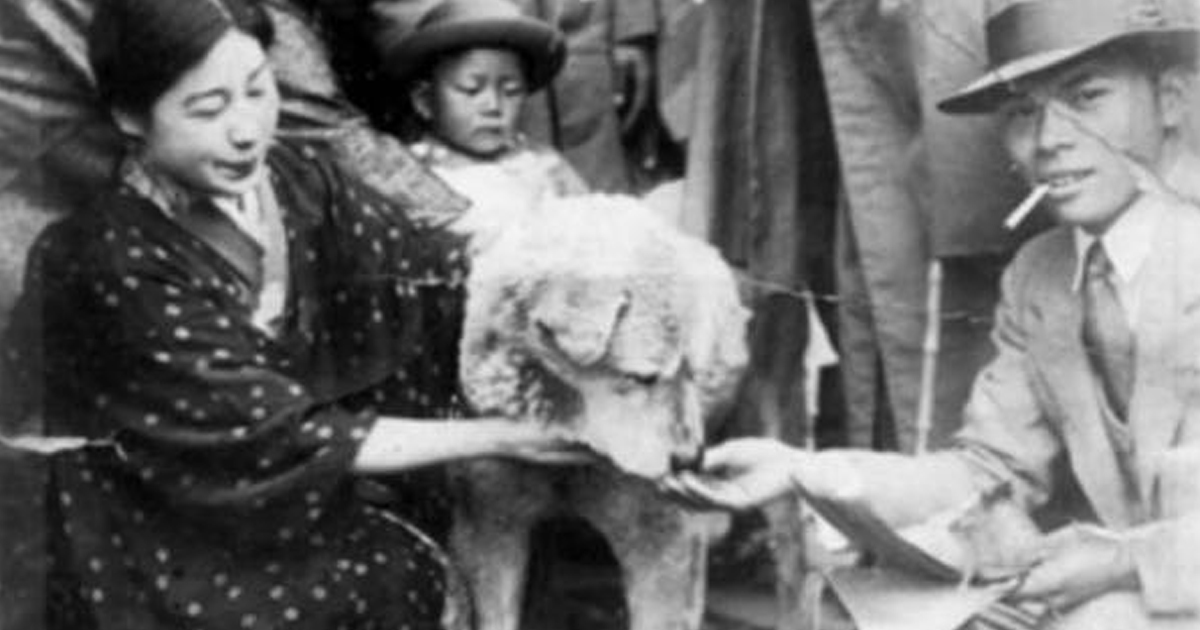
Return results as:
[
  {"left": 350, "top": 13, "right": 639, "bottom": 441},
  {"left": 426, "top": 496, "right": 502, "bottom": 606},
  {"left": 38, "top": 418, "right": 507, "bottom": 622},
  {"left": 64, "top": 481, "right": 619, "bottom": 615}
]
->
[{"left": 1, "top": 0, "right": 581, "bottom": 628}]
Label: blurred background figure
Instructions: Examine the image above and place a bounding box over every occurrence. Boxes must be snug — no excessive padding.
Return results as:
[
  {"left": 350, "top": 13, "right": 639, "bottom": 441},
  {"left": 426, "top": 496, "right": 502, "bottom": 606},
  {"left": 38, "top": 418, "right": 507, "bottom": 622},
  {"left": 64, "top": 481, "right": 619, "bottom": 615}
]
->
[{"left": 516, "top": 0, "right": 679, "bottom": 193}]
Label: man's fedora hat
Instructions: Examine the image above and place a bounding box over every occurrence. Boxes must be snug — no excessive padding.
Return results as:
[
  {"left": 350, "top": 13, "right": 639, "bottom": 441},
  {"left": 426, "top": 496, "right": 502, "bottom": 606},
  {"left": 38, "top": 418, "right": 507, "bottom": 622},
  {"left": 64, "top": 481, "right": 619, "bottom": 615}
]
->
[
  {"left": 939, "top": 0, "right": 1199, "bottom": 115},
  {"left": 370, "top": 0, "right": 566, "bottom": 90}
]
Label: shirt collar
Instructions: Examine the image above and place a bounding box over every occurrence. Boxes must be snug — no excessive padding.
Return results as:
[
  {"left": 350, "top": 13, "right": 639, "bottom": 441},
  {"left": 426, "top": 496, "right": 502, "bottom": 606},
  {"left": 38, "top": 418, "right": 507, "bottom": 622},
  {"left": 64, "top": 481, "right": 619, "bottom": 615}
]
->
[{"left": 1072, "top": 193, "right": 1163, "bottom": 291}]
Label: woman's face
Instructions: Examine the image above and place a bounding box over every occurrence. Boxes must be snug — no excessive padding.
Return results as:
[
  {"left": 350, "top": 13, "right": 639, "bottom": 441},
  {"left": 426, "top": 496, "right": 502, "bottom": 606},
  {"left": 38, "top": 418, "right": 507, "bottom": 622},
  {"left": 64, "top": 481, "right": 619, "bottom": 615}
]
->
[
  {"left": 415, "top": 48, "right": 528, "bottom": 158},
  {"left": 122, "top": 30, "right": 280, "bottom": 199}
]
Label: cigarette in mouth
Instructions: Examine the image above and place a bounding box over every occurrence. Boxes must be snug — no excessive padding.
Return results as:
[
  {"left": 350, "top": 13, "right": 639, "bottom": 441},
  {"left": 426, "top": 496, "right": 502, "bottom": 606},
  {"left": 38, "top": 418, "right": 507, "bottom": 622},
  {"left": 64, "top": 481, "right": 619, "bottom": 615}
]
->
[{"left": 1004, "top": 184, "right": 1050, "bottom": 231}]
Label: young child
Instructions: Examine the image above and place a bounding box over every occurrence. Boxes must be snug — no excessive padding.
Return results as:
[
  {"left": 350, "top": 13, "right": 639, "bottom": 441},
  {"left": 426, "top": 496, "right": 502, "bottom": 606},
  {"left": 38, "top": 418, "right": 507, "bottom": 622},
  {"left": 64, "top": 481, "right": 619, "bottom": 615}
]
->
[{"left": 370, "top": 0, "right": 588, "bottom": 249}]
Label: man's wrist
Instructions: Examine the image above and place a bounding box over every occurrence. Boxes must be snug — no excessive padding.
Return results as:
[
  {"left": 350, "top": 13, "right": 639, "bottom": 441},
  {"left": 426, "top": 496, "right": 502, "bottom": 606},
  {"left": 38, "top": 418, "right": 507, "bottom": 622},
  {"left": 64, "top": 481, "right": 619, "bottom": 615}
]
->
[
  {"left": 787, "top": 451, "right": 814, "bottom": 497},
  {"left": 1112, "top": 536, "right": 1141, "bottom": 592},
  {"left": 789, "top": 451, "right": 866, "bottom": 501}
]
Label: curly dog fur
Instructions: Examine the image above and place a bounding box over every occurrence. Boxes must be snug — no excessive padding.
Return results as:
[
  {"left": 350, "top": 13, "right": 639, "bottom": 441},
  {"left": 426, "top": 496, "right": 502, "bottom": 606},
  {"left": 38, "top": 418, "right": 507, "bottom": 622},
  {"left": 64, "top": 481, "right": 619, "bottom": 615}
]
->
[{"left": 453, "top": 193, "right": 748, "bottom": 630}]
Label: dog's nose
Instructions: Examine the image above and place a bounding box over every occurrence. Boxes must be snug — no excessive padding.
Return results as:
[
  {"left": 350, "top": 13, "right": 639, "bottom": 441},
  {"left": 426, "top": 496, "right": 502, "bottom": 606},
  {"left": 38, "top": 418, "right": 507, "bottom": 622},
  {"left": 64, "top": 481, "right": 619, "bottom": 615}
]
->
[{"left": 669, "top": 446, "right": 704, "bottom": 473}]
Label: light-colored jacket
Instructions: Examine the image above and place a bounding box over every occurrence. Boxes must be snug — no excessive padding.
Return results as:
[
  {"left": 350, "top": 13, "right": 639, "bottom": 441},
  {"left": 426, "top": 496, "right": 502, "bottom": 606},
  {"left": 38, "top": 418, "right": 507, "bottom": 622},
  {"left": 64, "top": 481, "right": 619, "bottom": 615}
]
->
[
  {"left": 952, "top": 194, "right": 1200, "bottom": 616},
  {"left": 838, "top": 195, "right": 1200, "bottom": 624}
]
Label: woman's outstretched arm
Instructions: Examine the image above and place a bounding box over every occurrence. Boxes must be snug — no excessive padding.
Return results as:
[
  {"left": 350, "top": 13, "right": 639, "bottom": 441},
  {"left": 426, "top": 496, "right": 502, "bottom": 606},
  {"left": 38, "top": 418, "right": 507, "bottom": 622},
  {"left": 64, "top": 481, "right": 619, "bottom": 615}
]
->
[{"left": 352, "top": 417, "right": 593, "bottom": 474}]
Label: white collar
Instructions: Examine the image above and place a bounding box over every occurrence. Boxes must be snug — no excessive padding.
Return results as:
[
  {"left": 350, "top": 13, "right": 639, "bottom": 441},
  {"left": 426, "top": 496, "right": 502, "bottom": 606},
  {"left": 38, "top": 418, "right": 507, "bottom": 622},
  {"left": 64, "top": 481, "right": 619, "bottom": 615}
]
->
[
  {"left": 212, "top": 190, "right": 267, "bottom": 246},
  {"left": 211, "top": 191, "right": 259, "bottom": 220},
  {"left": 1072, "top": 193, "right": 1162, "bottom": 291}
]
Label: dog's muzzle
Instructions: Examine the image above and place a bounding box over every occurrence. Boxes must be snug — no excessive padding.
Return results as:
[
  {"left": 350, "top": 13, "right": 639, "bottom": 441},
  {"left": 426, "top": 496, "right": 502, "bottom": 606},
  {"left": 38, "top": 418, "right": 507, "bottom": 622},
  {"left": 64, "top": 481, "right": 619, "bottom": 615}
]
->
[{"left": 669, "top": 446, "right": 705, "bottom": 473}]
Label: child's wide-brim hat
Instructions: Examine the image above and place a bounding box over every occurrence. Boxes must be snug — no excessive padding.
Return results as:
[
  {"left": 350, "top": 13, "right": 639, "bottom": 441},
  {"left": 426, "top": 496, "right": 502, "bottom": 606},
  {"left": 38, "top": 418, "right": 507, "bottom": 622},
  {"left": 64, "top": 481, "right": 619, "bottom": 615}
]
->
[
  {"left": 371, "top": 0, "right": 566, "bottom": 90},
  {"left": 938, "top": 0, "right": 1200, "bottom": 115}
]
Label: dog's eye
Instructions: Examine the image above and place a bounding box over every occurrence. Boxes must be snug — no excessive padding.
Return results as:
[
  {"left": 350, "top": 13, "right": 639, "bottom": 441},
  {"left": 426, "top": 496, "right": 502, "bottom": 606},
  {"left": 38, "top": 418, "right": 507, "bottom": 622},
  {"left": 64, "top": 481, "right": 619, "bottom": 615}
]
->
[{"left": 624, "top": 373, "right": 659, "bottom": 387}]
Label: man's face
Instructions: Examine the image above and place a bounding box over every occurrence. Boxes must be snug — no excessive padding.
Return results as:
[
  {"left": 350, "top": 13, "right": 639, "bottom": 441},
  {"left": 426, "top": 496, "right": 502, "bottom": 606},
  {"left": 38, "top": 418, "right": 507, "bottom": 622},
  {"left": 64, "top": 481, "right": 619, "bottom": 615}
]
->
[{"left": 1000, "top": 51, "right": 1168, "bottom": 232}]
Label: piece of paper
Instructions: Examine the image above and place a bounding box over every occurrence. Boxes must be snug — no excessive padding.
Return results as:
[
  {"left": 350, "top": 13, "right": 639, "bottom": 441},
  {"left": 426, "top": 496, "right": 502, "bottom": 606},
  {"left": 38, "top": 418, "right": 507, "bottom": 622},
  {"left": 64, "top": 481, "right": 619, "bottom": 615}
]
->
[
  {"left": 826, "top": 567, "right": 1012, "bottom": 630},
  {"left": 805, "top": 495, "right": 964, "bottom": 581}
]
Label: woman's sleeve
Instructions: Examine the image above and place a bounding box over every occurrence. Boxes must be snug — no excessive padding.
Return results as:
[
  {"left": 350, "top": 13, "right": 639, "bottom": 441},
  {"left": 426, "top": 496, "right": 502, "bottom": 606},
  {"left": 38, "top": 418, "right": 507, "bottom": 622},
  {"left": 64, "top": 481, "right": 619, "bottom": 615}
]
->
[
  {"left": 68, "top": 213, "right": 376, "bottom": 535},
  {"left": 281, "top": 142, "right": 470, "bottom": 417}
]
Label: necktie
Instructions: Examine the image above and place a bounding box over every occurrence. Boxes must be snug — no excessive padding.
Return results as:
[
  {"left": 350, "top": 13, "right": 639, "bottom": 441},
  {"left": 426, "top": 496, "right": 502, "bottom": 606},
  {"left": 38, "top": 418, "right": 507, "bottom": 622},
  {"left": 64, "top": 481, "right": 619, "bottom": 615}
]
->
[{"left": 1081, "top": 241, "right": 1136, "bottom": 420}]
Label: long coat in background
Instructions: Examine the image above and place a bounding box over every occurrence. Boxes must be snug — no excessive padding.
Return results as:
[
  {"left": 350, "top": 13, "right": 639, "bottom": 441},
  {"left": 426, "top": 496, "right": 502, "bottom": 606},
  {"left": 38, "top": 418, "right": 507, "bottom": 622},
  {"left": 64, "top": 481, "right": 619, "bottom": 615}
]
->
[
  {"left": 684, "top": 0, "right": 837, "bottom": 442},
  {"left": 516, "top": 0, "right": 658, "bottom": 193},
  {"left": 684, "top": 0, "right": 1030, "bottom": 454},
  {"left": 809, "top": 0, "right": 1030, "bottom": 451},
  {"left": 680, "top": 0, "right": 839, "bottom": 625}
]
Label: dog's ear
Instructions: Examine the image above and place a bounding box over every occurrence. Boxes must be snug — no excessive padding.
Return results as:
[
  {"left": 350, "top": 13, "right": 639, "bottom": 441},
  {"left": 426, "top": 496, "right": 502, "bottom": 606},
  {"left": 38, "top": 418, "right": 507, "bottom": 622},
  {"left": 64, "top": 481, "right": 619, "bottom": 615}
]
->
[
  {"left": 531, "top": 283, "right": 629, "bottom": 367},
  {"left": 459, "top": 268, "right": 535, "bottom": 416},
  {"left": 460, "top": 328, "right": 526, "bottom": 416}
]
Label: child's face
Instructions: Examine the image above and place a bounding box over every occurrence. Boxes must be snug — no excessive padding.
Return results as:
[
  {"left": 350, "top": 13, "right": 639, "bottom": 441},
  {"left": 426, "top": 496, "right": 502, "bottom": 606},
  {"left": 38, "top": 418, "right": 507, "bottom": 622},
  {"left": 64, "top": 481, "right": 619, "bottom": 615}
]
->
[{"left": 416, "top": 48, "right": 528, "bottom": 158}]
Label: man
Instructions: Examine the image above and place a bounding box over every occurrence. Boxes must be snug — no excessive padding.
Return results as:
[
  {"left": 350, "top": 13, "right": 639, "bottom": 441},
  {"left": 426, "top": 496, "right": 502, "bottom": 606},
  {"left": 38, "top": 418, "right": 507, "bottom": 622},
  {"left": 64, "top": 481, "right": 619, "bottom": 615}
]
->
[{"left": 667, "top": 0, "right": 1200, "bottom": 626}]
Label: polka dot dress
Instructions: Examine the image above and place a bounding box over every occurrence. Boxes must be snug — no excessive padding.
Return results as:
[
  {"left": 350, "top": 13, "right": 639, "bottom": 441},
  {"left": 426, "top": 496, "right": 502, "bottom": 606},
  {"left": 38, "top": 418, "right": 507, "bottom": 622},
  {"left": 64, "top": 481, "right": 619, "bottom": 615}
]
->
[{"left": 3, "top": 140, "right": 468, "bottom": 630}]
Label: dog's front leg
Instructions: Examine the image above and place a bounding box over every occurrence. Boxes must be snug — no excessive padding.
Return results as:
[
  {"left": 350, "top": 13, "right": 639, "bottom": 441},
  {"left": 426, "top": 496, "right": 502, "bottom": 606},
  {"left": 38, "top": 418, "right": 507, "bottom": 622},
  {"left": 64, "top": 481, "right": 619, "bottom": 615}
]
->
[
  {"left": 451, "top": 518, "right": 529, "bottom": 630},
  {"left": 579, "top": 475, "right": 708, "bottom": 630},
  {"left": 450, "top": 462, "right": 546, "bottom": 630}
]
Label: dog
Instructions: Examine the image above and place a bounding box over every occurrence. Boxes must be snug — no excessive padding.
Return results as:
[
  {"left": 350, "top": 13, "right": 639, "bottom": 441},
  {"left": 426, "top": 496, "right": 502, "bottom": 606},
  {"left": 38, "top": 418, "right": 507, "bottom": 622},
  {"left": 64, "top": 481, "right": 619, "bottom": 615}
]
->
[{"left": 453, "top": 193, "right": 748, "bottom": 630}]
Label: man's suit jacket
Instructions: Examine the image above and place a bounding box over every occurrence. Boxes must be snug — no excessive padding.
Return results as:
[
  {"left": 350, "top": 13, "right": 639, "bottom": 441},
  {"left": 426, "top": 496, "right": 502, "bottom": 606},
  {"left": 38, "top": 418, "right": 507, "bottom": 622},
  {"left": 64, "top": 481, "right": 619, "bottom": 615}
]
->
[{"left": 956, "top": 193, "right": 1200, "bottom": 615}]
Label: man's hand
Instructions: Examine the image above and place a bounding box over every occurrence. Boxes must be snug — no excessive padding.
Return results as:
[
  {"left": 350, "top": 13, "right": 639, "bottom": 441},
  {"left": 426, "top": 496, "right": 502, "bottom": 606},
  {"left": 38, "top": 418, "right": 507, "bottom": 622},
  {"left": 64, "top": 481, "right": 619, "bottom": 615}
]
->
[
  {"left": 1014, "top": 524, "right": 1139, "bottom": 612},
  {"left": 613, "top": 43, "right": 654, "bottom": 132},
  {"left": 660, "top": 439, "right": 870, "bottom": 512},
  {"left": 660, "top": 438, "right": 806, "bottom": 511}
]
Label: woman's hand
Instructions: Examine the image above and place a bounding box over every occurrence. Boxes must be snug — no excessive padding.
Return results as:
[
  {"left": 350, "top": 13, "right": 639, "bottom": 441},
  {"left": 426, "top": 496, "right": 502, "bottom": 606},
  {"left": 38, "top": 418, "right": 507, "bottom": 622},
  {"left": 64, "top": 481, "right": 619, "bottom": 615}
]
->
[{"left": 660, "top": 438, "right": 809, "bottom": 511}]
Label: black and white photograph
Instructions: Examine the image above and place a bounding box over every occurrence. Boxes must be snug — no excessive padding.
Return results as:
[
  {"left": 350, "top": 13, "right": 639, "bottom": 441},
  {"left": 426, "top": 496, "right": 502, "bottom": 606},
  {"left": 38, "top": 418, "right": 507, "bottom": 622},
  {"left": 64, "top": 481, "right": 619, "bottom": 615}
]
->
[{"left": 2, "top": 0, "right": 1199, "bottom": 629}]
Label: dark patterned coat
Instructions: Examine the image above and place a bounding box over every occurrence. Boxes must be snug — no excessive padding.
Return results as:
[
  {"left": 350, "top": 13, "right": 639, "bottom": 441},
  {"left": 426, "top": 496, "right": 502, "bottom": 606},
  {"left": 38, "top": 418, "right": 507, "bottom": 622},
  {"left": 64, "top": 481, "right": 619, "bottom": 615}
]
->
[{"left": 2, "top": 140, "right": 466, "bottom": 630}]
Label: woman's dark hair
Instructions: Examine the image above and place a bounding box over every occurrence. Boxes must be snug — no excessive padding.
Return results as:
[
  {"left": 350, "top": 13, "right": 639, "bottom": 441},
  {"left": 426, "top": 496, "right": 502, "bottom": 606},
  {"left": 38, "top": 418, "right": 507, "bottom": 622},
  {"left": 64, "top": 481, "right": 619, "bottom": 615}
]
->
[{"left": 89, "top": 0, "right": 275, "bottom": 114}]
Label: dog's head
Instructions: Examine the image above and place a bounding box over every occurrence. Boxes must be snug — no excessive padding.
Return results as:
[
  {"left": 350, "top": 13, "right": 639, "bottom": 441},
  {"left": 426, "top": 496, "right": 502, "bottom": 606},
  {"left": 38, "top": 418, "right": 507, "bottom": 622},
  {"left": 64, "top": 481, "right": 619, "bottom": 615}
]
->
[{"left": 460, "top": 195, "right": 748, "bottom": 478}]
